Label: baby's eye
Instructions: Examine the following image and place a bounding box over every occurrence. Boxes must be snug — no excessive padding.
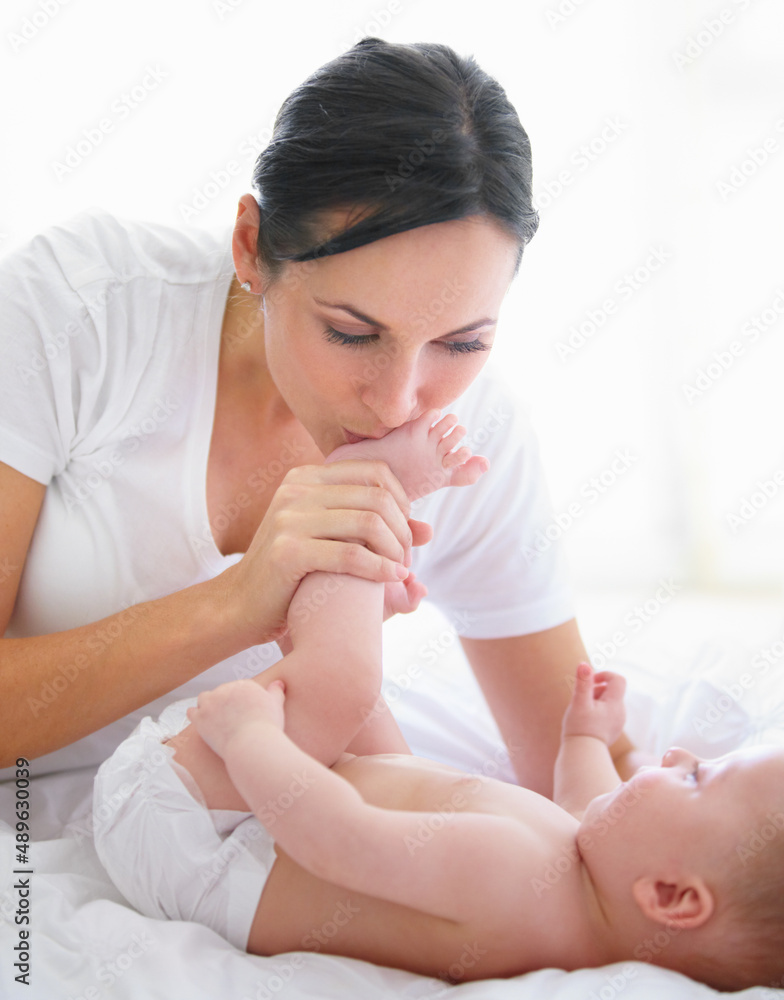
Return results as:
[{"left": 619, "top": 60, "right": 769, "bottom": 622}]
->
[{"left": 689, "top": 764, "right": 699, "bottom": 783}]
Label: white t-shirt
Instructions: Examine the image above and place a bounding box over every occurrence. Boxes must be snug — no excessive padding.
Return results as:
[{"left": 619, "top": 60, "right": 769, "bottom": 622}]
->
[{"left": 0, "top": 207, "right": 574, "bottom": 776}]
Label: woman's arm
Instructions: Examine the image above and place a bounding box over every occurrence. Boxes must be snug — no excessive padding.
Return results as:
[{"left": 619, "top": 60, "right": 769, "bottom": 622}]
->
[
  {"left": 460, "top": 619, "right": 639, "bottom": 797},
  {"left": 0, "top": 459, "right": 420, "bottom": 767}
]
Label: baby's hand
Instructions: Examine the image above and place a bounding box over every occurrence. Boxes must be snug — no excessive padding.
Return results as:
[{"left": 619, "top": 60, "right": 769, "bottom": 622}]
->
[
  {"left": 186, "top": 679, "right": 286, "bottom": 760},
  {"left": 561, "top": 662, "right": 626, "bottom": 746}
]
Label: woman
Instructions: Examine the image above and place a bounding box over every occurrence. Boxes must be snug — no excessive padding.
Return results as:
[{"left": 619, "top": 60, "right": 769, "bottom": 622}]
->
[{"left": 0, "top": 37, "right": 641, "bottom": 791}]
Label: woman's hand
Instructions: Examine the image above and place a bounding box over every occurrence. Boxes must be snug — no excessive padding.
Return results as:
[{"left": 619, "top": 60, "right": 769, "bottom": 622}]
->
[
  {"left": 561, "top": 661, "right": 627, "bottom": 747},
  {"left": 186, "top": 678, "right": 286, "bottom": 759},
  {"left": 219, "top": 460, "right": 433, "bottom": 646}
]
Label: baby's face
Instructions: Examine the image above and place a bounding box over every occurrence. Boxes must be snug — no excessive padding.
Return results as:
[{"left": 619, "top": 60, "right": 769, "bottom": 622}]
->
[{"left": 579, "top": 744, "right": 784, "bottom": 875}]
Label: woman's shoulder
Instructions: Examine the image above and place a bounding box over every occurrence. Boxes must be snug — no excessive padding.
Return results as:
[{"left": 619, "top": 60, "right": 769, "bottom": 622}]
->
[{"left": 0, "top": 206, "right": 232, "bottom": 293}]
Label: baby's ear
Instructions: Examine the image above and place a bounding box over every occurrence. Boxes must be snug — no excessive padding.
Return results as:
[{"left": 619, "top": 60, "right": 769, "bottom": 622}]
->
[{"left": 632, "top": 875, "right": 715, "bottom": 930}]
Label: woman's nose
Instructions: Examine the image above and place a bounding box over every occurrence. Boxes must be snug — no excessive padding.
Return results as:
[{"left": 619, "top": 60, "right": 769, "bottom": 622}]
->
[{"left": 359, "top": 359, "right": 421, "bottom": 429}]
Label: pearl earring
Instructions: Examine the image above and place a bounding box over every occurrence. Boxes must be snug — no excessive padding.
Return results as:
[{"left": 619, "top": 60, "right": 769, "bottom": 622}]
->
[{"left": 240, "top": 280, "right": 252, "bottom": 292}]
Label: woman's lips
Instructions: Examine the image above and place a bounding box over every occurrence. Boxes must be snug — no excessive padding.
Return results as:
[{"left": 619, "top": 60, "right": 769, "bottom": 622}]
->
[{"left": 342, "top": 427, "right": 387, "bottom": 444}]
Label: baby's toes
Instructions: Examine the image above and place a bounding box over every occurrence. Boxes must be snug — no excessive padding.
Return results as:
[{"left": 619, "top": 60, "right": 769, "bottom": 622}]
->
[
  {"left": 417, "top": 408, "right": 443, "bottom": 435},
  {"left": 442, "top": 444, "right": 472, "bottom": 469},
  {"left": 438, "top": 423, "right": 468, "bottom": 458},
  {"left": 429, "top": 412, "right": 458, "bottom": 443},
  {"left": 446, "top": 454, "right": 489, "bottom": 487}
]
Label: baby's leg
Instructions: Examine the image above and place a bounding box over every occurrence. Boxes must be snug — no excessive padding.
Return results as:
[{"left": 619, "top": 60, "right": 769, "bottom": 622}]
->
[
  {"left": 278, "top": 410, "right": 488, "bottom": 760},
  {"left": 170, "top": 412, "right": 485, "bottom": 794}
]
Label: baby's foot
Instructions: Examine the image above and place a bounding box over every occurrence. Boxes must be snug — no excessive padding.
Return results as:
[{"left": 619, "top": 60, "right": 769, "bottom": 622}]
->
[{"left": 326, "top": 409, "right": 489, "bottom": 501}]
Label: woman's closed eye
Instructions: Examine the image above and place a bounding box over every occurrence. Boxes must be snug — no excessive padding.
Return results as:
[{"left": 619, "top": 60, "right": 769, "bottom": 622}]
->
[{"left": 322, "top": 327, "right": 491, "bottom": 355}]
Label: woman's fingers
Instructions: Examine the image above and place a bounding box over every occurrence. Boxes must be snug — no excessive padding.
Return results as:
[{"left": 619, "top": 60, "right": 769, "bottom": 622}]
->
[
  {"left": 225, "top": 460, "right": 429, "bottom": 644},
  {"left": 307, "top": 507, "right": 408, "bottom": 566},
  {"left": 288, "top": 459, "right": 411, "bottom": 520},
  {"left": 303, "top": 538, "right": 409, "bottom": 583},
  {"left": 309, "top": 484, "right": 414, "bottom": 554}
]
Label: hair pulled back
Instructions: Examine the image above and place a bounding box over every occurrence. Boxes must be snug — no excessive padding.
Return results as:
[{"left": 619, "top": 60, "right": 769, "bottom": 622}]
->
[{"left": 251, "top": 37, "right": 538, "bottom": 282}]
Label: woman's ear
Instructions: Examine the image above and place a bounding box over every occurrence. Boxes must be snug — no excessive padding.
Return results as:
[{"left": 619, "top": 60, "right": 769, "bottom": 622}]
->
[{"left": 632, "top": 875, "right": 715, "bottom": 930}]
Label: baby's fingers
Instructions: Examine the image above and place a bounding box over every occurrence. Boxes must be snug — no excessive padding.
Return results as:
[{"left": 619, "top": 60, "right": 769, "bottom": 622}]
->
[
  {"left": 266, "top": 679, "right": 286, "bottom": 702},
  {"left": 571, "top": 661, "right": 595, "bottom": 700},
  {"left": 593, "top": 670, "right": 626, "bottom": 701}
]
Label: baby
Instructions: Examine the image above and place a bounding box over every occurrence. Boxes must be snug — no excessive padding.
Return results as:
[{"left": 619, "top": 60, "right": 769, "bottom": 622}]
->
[{"left": 93, "top": 412, "right": 784, "bottom": 992}]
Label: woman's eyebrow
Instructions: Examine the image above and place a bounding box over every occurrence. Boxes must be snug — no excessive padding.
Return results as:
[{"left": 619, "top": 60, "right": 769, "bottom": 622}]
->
[{"left": 312, "top": 296, "right": 496, "bottom": 336}]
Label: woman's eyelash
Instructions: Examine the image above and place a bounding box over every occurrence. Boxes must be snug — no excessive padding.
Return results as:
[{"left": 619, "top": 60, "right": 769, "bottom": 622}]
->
[
  {"left": 322, "top": 327, "right": 490, "bottom": 355},
  {"left": 323, "top": 327, "right": 376, "bottom": 349}
]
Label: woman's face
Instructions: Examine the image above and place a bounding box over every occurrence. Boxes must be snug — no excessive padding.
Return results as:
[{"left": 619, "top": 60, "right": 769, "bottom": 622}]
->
[{"left": 259, "top": 212, "right": 520, "bottom": 456}]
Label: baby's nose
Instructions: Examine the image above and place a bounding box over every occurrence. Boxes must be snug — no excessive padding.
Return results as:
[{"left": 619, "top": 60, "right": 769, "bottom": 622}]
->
[{"left": 661, "top": 746, "right": 694, "bottom": 768}]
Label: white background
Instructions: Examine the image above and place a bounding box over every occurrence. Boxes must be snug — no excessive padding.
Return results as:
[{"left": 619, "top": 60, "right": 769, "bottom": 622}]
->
[{"left": 2, "top": 0, "right": 783, "bottom": 662}]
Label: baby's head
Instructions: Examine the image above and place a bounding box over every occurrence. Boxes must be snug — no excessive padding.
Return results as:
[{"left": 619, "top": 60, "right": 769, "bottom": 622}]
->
[{"left": 578, "top": 744, "right": 784, "bottom": 991}]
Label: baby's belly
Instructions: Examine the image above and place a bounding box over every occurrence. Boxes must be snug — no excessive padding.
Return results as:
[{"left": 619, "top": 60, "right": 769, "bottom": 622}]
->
[{"left": 249, "top": 752, "right": 571, "bottom": 977}]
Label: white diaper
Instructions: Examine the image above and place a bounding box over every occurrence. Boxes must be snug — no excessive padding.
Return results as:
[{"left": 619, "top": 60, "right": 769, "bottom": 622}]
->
[{"left": 92, "top": 696, "right": 277, "bottom": 950}]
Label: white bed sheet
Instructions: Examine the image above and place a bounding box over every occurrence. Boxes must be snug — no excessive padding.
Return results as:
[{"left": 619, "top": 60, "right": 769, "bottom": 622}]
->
[{"left": 2, "top": 599, "right": 783, "bottom": 1000}]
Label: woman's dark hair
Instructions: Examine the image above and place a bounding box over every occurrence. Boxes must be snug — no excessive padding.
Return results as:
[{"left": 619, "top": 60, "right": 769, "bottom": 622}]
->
[{"left": 251, "top": 37, "right": 538, "bottom": 283}]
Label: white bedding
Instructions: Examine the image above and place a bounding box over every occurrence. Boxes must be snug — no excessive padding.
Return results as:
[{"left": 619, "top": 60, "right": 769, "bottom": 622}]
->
[{"left": 2, "top": 600, "right": 782, "bottom": 1000}]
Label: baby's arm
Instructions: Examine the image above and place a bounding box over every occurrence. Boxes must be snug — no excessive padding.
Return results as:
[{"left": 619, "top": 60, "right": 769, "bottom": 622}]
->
[
  {"left": 188, "top": 679, "right": 527, "bottom": 925},
  {"left": 554, "top": 662, "right": 626, "bottom": 820}
]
